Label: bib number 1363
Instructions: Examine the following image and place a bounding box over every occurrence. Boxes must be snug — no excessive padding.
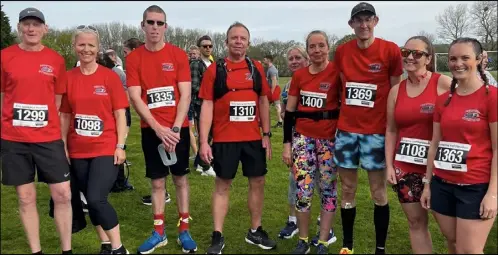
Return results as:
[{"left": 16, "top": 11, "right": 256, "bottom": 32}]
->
[
  {"left": 12, "top": 103, "right": 49, "bottom": 127},
  {"left": 230, "top": 101, "right": 256, "bottom": 122},
  {"left": 434, "top": 141, "right": 471, "bottom": 172},
  {"left": 345, "top": 82, "right": 377, "bottom": 108}
]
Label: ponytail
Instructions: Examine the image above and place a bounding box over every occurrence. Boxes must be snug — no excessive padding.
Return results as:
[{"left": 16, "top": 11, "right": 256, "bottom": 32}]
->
[
  {"left": 444, "top": 77, "right": 457, "bottom": 106},
  {"left": 477, "top": 63, "right": 489, "bottom": 95}
]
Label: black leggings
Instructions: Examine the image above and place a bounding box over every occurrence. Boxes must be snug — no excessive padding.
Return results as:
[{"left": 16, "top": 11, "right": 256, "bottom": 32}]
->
[{"left": 71, "top": 156, "right": 119, "bottom": 230}]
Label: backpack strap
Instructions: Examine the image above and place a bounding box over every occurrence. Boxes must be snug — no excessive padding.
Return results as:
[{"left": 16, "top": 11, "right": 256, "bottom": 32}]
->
[{"left": 213, "top": 58, "right": 228, "bottom": 101}]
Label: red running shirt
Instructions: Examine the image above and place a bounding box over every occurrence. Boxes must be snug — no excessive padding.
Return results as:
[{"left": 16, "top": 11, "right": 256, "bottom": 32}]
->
[
  {"left": 1, "top": 45, "right": 67, "bottom": 143},
  {"left": 334, "top": 38, "right": 403, "bottom": 134},
  {"left": 126, "top": 44, "right": 190, "bottom": 129},
  {"left": 288, "top": 62, "right": 341, "bottom": 139},
  {"left": 433, "top": 85, "right": 497, "bottom": 184},
  {"left": 393, "top": 73, "right": 441, "bottom": 174},
  {"left": 60, "top": 66, "right": 129, "bottom": 159},
  {"left": 199, "top": 58, "right": 270, "bottom": 143}
]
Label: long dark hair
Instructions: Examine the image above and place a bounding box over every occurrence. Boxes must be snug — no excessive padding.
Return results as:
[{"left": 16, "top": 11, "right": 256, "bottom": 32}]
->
[
  {"left": 404, "top": 35, "right": 435, "bottom": 72},
  {"left": 444, "top": 37, "right": 489, "bottom": 106}
]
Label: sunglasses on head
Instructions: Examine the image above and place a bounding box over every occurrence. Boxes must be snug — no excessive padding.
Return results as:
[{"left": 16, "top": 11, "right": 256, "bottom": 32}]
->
[
  {"left": 77, "top": 25, "right": 98, "bottom": 33},
  {"left": 145, "top": 20, "right": 165, "bottom": 26},
  {"left": 201, "top": 45, "right": 213, "bottom": 49},
  {"left": 401, "top": 48, "right": 429, "bottom": 59}
]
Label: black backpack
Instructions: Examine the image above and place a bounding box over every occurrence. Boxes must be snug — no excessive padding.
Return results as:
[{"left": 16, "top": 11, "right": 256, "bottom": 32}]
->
[{"left": 213, "top": 56, "right": 263, "bottom": 100}]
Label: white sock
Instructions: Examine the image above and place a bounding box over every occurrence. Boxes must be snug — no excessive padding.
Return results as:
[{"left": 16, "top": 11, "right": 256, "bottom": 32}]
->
[
  {"left": 289, "top": 216, "right": 297, "bottom": 224},
  {"left": 251, "top": 228, "right": 257, "bottom": 233},
  {"left": 112, "top": 245, "right": 123, "bottom": 251},
  {"left": 101, "top": 241, "right": 111, "bottom": 245}
]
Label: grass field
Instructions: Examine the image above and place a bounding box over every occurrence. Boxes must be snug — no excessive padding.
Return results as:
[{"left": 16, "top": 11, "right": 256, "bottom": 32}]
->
[{"left": 1, "top": 76, "right": 497, "bottom": 254}]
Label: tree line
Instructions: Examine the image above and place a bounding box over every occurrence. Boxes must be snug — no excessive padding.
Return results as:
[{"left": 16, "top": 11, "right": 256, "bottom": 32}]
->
[{"left": 1, "top": 1, "right": 496, "bottom": 74}]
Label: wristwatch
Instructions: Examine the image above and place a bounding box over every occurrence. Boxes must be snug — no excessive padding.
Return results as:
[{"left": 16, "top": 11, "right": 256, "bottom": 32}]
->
[
  {"left": 422, "top": 177, "right": 430, "bottom": 185},
  {"left": 172, "top": 126, "right": 180, "bottom": 133},
  {"left": 263, "top": 132, "right": 272, "bottom": 138},
  {"left": 116, "top": 144, "right": 126, "bottom": 150}
]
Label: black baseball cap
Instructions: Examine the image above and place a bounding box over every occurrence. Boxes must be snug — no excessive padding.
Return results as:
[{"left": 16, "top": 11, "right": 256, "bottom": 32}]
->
[
  {"left": 350, "top": 2, "right": 376, "bottom": 19},
  {"left": 19, "top": 7, "right": 45, "bottom": 23}
]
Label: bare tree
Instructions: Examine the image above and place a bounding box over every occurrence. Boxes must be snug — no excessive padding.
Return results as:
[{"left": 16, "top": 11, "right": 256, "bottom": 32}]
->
[
  {"left": 417, "top": 30, "right": 437, "bottom": 44},
  {"left": 470, "top": 1, "right": 498, "bottom": 50},
  {"left": 436, "top": 4, "right": 472, "bottom": 43}
]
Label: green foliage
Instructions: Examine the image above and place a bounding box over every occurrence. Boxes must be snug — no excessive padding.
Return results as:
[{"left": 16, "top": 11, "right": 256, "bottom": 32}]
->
[
  {"left": 329, "top": 33, "right": 356, "bottom": 60},
  {"left": 1, "top": 5, "right": 16, "bottom": 49},
  {"left": 42, "top": 29, "right": 77, "bottom": 69}
]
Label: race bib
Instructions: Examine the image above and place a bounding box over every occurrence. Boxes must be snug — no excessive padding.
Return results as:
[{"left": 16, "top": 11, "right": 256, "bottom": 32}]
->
[
  {"left": 74, "top": 114, "right": 104, "bottom": 137},
  {"left": 12, "top": 103, "right": 49, "bottom": 128},
  {"left": 395, "top": 138, "right": 430, "bottom": 165},
  {"left": 147, "top": 86, "right": 175, "bottom": 109},
  {"left": 434, "top": 141, "right": 471, "bottom": 172},
  {"left": 345, "top": 82, "right": 377, "bottom": 108},
  {"left": 229, "top": 101, "right": 256, "bottom": 122},
  {"left": 300, "top": 90, "right": 326, "bottom": 109}
]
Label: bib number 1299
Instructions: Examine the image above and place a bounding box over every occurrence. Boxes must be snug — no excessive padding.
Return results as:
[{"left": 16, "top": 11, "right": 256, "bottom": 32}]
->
[{"left": 12, "top": 103, "right": 49, "bottom": 128}]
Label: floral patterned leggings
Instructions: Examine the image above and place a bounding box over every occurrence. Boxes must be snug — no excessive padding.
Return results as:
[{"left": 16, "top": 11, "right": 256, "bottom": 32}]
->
[{"left": 292, "top": 132, "right": 338, "bottom": 213}]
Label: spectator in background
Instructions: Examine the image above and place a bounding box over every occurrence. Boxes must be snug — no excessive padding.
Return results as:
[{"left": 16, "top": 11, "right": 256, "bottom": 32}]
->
[
  {"left": 123, "top": 37, "right": 144, "bottom": 57},
  {"left": 104, "top": 49, "right": 124, "bottom": 70},
  {"left": 191, "top": 35, "right": 216, "bottom": 177},
  {"left": 102, "top": 53, "right": 135, "bottom": 192},
  {"left": 263, "top": 54, "right": 283, "bottom": 128},
  {"left": 481, "top": 50, "right": 497, "bottom": 87},
  {"left": 189, "top": 45, "right": 200, "bottom": 60}
]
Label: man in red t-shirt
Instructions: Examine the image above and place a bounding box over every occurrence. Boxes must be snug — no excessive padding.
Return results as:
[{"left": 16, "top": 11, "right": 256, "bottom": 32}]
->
[
  {"left": 0, "top": 8, "right": 73, "bottom": 254},
  {"left": 332, "top": 2, "right": 403, "bottom": 254},
  {"left": 125, "top": 5, "right": 196, "bottom": 254},
  {"left": 198, "top": 22, "right": 275, "bottom": 254}
]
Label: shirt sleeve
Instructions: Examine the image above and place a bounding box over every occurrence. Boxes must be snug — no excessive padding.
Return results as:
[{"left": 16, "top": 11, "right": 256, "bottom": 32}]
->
[
  {"left": 108, "top": 72, "right": 130, "bottom": 111},
  {"left": 1, "top": 57, "right": 6, "bottom": 93},
  {"left": 177, "top": 49, "right": 191, "bottom": 82},
  {"left": 55, "top": 58, "right": 68, "bottom": 95},
  {"left": 125, "top": 52, "right": 140, "bottom": 88},
  {"left": 59, "top": 94, "right": 72, "bottom": 113},
  {"left": 199, "top": 64, "right": 215, "bottom": 101},
  {"left": 257, "top": 63, "right": 271, "bottom": 96},
  {"left": 433, "top": 94, "right": 445, "bottom": 123},
  {"left": 488, "top": 87, "right": 497, "bottom": 123},
  {"left": 389, "top": 44, "right": 404, "bottom": 77},
  {"left": 288, "top": 72, "right": 300, "bottom": 97}
]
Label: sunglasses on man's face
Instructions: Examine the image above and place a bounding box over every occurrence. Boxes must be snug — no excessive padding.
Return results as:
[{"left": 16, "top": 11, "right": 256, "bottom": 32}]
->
[
  {"left": 146, "top": 20, "right": 165, "bottom": 26},
  {"left": 201, "top": 45, "right": 213, "bottom": 49},
  {"left": 401, "top": 48, "right": 429, "bottom": 59}
]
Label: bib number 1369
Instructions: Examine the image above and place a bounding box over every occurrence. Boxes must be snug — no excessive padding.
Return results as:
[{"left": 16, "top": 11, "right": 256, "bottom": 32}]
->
[
  {"left": 345, "top": 82, "right": 377, "bottom": 108},
  {"left": 12, "top": 103, "right": 49, "bottom": 128}
]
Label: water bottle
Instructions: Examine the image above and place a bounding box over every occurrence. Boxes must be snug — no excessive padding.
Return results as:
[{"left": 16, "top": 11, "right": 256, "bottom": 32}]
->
[{"left": 158, "top": 144, "right": 177, "bottom": 166}]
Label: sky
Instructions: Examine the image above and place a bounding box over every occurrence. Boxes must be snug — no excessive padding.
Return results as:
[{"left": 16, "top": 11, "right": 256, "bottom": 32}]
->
[{"left": 2, "top": 1, "right": 477, "bottom": 46}]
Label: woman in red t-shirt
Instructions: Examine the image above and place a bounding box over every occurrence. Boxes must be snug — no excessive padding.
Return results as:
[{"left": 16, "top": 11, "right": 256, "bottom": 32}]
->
[
  {"left": 282, "top": 30, "right": 341, "bottom": 254},
  {"left": 59, "top": 26, "right": 129, "bottom": 254},
  {"left": 385, "top": 35, "right": 451, "bottom": 254},
  {"left": 420, "top": 38, "right": 497, "bottom": 254}
]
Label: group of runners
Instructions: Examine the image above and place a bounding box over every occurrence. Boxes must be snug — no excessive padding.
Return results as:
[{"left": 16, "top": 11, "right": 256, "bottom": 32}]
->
[{"left": 1, "top": 2, "right": 496, "bottom": 255}]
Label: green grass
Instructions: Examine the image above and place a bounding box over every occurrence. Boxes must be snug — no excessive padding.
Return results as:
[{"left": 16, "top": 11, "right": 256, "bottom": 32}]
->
[{"left": 1, "top": 77, "right": 496, "bottom": 254}]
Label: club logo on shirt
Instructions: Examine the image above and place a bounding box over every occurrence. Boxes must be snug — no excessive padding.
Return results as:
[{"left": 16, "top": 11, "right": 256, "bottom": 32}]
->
[
  {"left": 245, "top": 73, "right": 253, "bottom": 81},
  {"left": 368, "top": 63, "right": 382, "bottom": 73},
  {"left": 162, "top": 63, "right": 174, "bottom": 71},
  {"left": 39, "top": 64, "right": 54, "bottom": 76},
  {"left": 420, "top": 103, "right": 435, "bottom": 114},
  {"left": 462, "top": 109, "right": 481, "bottom": 122},
  {"left": 319, "top": 83, "right": 331, "bottom": 91},
  {"left": 93, "top": 85, "right": 108, "bottom": 96}
]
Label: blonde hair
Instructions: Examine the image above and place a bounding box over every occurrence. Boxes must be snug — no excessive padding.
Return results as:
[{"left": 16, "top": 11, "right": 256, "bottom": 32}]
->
[
  {"left": 189, "top": 45, "right": 199, "bottom": 51},
  {"left": 72, "top": 28, "right": 100, "bottom": 50},
  {"left": 286, "top": 45, "right": 309, "bottom": 61},
  {"left": 305, "top": 30, "right": 329, "bottom": 50}
]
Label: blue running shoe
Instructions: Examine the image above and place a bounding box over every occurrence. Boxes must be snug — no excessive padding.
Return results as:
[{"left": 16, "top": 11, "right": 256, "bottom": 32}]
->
[
  {"left": 278, "top": 221, "right": 299, "bottom": 239},
  {"left": 177, "top": 230, "right": 197, "bottom": 253},
  {"left": 311, "top": 229, "right": 337, "bottom": 247},
  {"left": 137, "top": 231, "right": 168, "bottom": 254}
]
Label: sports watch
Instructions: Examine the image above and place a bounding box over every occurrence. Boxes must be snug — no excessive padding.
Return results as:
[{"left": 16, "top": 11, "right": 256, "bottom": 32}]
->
[
  {"left": 422, "top": 177, "right": 430, "bottom": 185},
  {"left": 263, "top": 132, "right": 272, "bottom": 138},
  {"left": 116, "top": 144, "right": 126, "bottom": 150},
  {"left": 172, "top": 126, "right": 180, "bottom": 133}
]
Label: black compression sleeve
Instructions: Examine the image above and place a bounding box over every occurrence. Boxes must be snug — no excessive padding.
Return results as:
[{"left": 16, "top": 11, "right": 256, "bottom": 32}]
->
[{"left": 283, "top": 111, "right": 296, "bottom": 143}]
